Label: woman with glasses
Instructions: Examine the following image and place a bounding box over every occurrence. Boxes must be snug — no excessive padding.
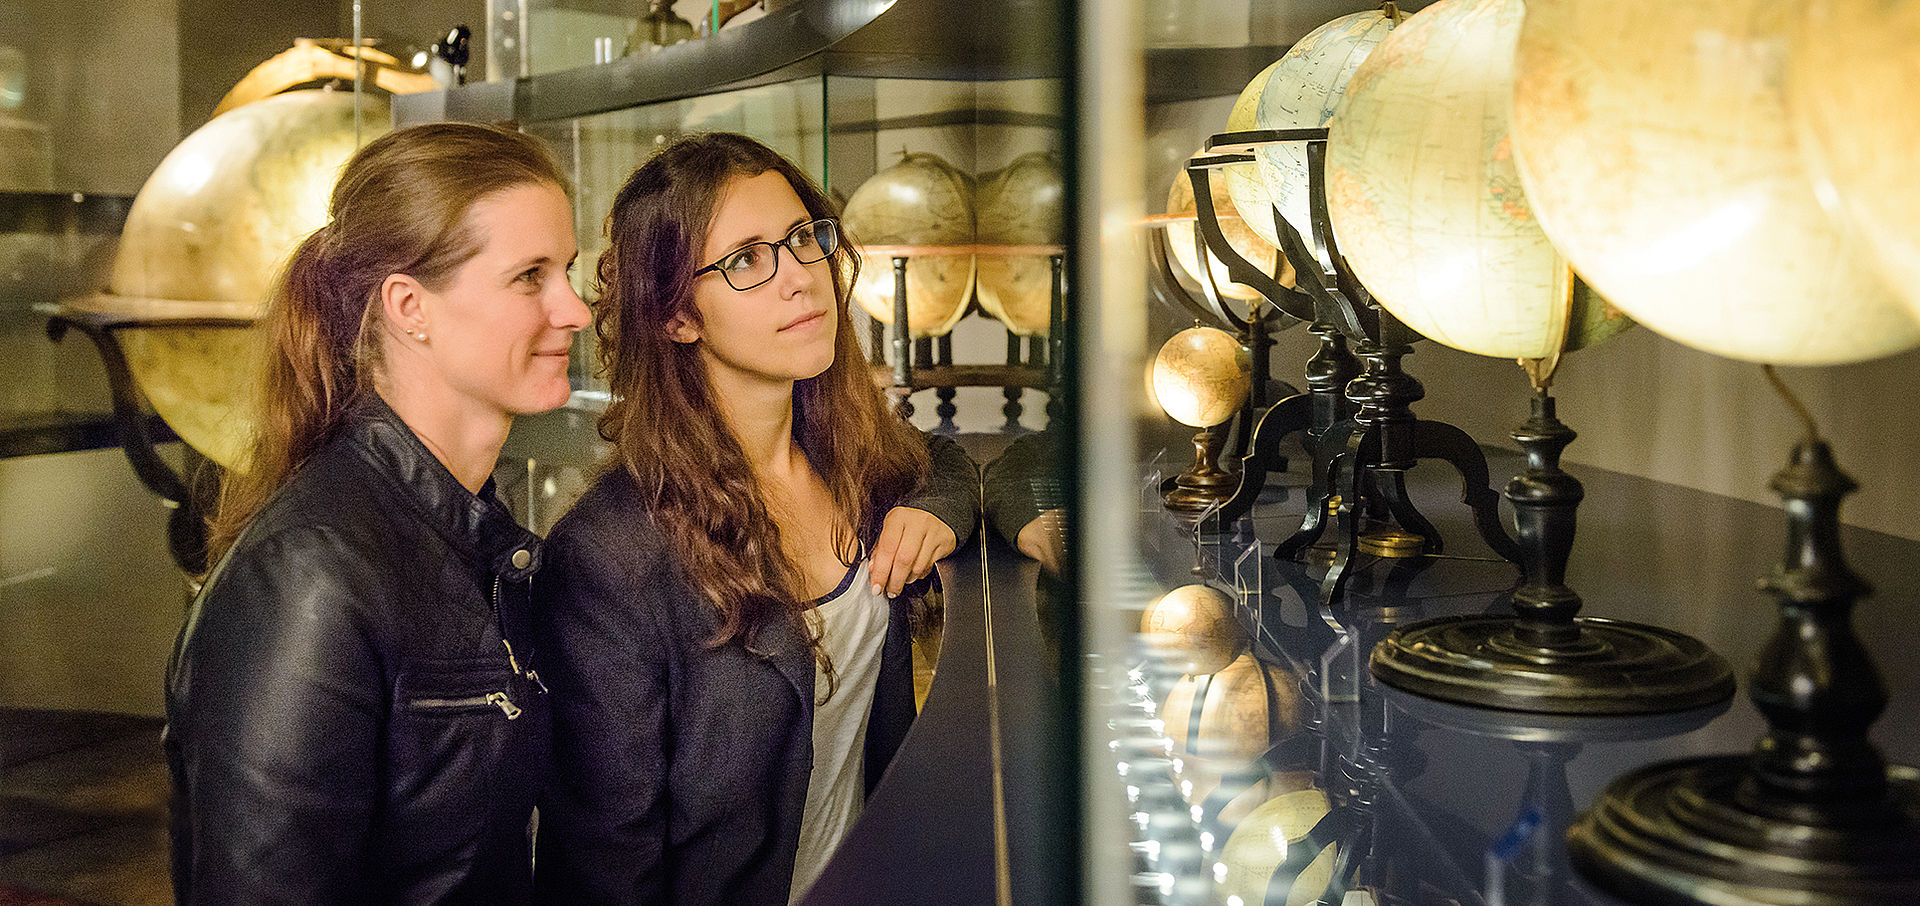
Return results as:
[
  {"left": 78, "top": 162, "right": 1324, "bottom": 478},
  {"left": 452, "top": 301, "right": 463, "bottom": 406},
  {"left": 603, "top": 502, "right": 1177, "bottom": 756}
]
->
[{"left": 533, "top": 132, "right": 978, "bottom": 906}]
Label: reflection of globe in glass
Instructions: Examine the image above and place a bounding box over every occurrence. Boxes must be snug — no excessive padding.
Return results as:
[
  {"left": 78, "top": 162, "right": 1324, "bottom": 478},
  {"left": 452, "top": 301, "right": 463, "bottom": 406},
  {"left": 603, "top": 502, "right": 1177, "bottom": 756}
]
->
[
  {"left": 1510, "top": 0, "right": 1920, "bottom": 365},
  {"left": 1224, "top": 58, "right": 1283, "bottom": 247},
  {"left": 841, "top": 151, "right": 976, "bottom": 338},
  {"left": 974, "top": 150, "right": 1062, "bottom": 336},
  {"left": 99, "top": 90, "right": 388, "bottom": 468},
  {"left": 1789, "top": 0, "right": 1920, "bottom": 326},
  {"left": 1160, "top": 653, "right": 1302, "bottom": 813},
  {"left": 1219, "top": 787, "right": 1339, "bottom": 906},
  {"left": 1151, "top": 326, "right": 1251, "bottom": 428},
  {"left": 1141, "top": 583, "right": 1246, "bottom": 675},
  {"left": 1253, "top": 8, "right": 1405, "bottom": 246},
  {"left": 1328, "top": 0, "right": 1631, "bottom": 359}
]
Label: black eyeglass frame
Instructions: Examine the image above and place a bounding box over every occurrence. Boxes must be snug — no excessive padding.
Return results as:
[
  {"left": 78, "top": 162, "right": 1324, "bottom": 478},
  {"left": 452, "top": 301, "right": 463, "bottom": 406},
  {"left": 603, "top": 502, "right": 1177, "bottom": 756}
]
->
[{"left": 692, "top": 217, "right": 842, "bottom": 292}]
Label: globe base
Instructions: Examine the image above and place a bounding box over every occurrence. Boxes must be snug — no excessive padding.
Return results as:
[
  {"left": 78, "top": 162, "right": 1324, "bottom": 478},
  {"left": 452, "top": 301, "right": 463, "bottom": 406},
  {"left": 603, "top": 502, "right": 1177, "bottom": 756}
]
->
[
  {"left": 1368, "top": 614, "right": 1734, "bottom": 715},
  {"left": 1568, "top": 757, "right": 1920, "bottom": 906},
  {"left": 1164, "top": 426, "right": 1238, "bottom": 520}
]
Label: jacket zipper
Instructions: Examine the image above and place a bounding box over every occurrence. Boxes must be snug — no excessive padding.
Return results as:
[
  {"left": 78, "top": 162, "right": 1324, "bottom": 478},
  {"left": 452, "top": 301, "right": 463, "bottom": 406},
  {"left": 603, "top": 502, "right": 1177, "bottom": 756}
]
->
[{"left": 410, "top": 691, "right": 523, "bottom": 720}]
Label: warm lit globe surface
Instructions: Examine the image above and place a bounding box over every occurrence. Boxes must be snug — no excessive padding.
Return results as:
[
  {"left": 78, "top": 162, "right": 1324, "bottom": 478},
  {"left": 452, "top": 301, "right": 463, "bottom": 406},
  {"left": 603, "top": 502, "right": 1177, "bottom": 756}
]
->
[
  {"left": 841, "top": 151, "right": 975, "bottom": 338},
  {"left": 974, "top": 150, "right": 1063, "bottom": 336},
  {"left": 1150, "top": 326, "right": 1251, "bottom": 429}
]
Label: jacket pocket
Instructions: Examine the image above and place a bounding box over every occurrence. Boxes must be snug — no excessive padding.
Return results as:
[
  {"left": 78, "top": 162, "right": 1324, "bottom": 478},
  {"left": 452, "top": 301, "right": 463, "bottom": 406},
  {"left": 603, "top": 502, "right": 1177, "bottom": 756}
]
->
[{"left": 407, "top": 691, "right": 523, "bottom": 720}]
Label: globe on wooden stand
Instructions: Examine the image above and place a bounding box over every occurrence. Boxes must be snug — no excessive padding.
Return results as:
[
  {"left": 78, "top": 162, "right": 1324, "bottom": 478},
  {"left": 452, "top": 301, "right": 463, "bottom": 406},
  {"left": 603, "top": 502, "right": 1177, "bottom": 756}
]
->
[
  {"left": 1309, "top": 0, "right": 1733, "bottom": 715},
  {"left": 1151, "top": 325, "right": 1250, "bottom": 519},
  {"left": 1507, "top": 0, "right": 1920, "bottom": 898}
]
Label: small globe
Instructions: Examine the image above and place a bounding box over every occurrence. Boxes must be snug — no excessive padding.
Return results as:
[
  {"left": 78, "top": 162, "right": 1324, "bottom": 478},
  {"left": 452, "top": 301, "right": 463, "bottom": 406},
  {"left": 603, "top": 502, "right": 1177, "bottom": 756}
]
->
[
  {"left": 1510, "top": 0, "right": 1920, "bottom": 364},
  {"left": 1150, "top": 326, "right": 1251, "bottom": 429},
  {"left": 1789, "top": 0, "right": 1920, "bottom": 326},
  {"left": 85, "top": 89, "right": 388, "bottom": 468},
  {"left": 1253, "top": 7, "right": 1406, "bottom": 247},
  {"left": 1224, "top": 58, "right": 1284, "bottom": 247},
  {"left": 1160, "top": 654, "right": 1304, "bottom": 812},
  {"left": 1327, "top": 0, "right": 1632, "bottom": 359},
  {"left": 1218, "top": 787, "right": 1339, "bottom": 906},
  {"left": 1165, "top": 148, "right": 1291, "bottom": 304},
  {"left": 1141, "top": 583, "right": 1246, "bottom": 675},
  {"left": 841, "top": 151, "right": 975, "bottom": 338},
  {"left": 974, "top": 150, "right": 1063, "bottom": 336}
]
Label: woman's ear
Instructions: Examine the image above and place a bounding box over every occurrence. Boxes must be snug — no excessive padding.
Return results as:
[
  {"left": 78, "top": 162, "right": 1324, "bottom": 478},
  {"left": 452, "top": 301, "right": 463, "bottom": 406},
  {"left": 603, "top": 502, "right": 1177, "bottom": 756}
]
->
[
  {"left": 666, "top": 312, "right": 702, "bottom": 344},
  {"left": 380, "top": 273, "right": 431, "bottom": 343}
]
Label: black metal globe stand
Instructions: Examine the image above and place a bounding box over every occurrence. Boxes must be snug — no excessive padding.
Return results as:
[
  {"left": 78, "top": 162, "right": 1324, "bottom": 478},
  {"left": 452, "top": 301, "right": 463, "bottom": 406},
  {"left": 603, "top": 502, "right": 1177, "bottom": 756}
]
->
[
  {"left": 1567, "top": 437, "right": 1920, "bottom": 905},
  {"left": 1370, "top": 389, "right": 1736, "bottom": 714},
  {"left": 1186, "top": 130, "right": 1522, "bottom": 602}
]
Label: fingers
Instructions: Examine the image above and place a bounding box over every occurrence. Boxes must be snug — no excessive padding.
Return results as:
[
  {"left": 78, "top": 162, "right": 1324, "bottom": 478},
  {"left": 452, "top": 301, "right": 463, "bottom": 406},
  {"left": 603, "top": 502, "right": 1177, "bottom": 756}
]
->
[
  {"left": 868, "top": 508, "right": 958, "bottom": 597},
  {"left": 869, "top": 514, "right": 909, "bottom": 596},
  {"left": 881, "top": 524, "right": 921, "bottom": 598}
]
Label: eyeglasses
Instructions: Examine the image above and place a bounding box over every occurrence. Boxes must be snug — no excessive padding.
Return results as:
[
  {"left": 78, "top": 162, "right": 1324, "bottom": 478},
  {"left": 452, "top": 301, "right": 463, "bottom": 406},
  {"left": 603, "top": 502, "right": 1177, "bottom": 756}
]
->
[{"left": 693, "top": 218, "right": 841, "bottom": 292}]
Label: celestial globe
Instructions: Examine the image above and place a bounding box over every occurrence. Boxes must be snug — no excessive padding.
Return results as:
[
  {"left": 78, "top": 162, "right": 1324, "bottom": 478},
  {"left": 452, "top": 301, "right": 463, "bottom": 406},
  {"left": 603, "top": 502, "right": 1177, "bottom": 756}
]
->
[
  {"left": 91, "top": 89, "right": 388, "bottom": 468},
  {"left": 1160, "top": 653, "right": 1303, "bottom": 812},
  {"left": 1217, "top": 787, "right": 1339, "bottom": 906},
  {"left": 1224, "top": 58, "right": 1284, "bottom": 247},
  {"left": 1253, "top": 6, "right": 1406, "bottom": 247},
  {"left": 1509, "top": 0, "right": 1920, "bottom": 365},
  {"left": 974, "top": 150, "right": 1063, "bottom": 336},
  {"left": 1788, "top": 0, "right": 1920, "bottom": 326},
  {"left": 1141, "top": 583, "right": 1246, "bottom": 676},
  {"left": 1326, "top": 0, "right": 1631, "bottom": 359},
  {"left": 1150, "top": 326, "right": 1251, "bottom": 429},
  {"left": 1165, "top": 148, "right": 1290, "bottom": 303},
  {"left": 841, "top": 151, "right": 976, "bottom": 338}
]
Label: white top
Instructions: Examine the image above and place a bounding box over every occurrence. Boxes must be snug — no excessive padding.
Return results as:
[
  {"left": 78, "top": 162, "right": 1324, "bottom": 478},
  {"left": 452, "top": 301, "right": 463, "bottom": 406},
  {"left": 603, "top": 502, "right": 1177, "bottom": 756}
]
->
[{"left": 788, "top": 560, "right": 891, "bottom": 903}]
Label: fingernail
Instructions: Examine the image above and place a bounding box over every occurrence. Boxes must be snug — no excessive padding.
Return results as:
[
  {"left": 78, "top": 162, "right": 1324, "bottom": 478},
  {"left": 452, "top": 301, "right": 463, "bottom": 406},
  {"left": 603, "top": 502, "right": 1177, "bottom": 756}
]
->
[{"left": 871, "top": 584, "right": 883, "bottom": 596}]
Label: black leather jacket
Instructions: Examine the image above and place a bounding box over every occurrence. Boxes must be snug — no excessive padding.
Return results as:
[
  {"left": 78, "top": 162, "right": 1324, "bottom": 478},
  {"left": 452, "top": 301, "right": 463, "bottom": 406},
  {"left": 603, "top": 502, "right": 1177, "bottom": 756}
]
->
[{"left": 164, "top": 395, "right": 551, "bottom": 905}]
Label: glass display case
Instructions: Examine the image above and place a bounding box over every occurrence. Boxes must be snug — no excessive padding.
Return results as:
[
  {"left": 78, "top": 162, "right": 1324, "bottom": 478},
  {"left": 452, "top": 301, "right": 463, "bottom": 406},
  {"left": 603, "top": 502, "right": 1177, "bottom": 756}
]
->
[{"left": 1077, "top": 2, "right": 1920, "bottom": 905}]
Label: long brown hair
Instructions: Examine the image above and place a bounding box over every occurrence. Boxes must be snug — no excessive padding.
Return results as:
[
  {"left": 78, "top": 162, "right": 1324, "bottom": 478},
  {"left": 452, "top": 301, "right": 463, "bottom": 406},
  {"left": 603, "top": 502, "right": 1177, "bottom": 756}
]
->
[
  {"left": 206, "top": 122, "right": 568, "bottom": 566},
  {"left": 596, "top": 132, "right": 930, "bottom": 673}
]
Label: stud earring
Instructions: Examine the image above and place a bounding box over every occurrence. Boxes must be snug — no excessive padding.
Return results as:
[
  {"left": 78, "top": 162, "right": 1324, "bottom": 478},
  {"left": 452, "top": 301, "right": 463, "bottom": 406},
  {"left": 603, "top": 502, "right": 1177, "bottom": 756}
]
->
[{"left": 410, "top": 329, "right": 428, "bottom": 342}]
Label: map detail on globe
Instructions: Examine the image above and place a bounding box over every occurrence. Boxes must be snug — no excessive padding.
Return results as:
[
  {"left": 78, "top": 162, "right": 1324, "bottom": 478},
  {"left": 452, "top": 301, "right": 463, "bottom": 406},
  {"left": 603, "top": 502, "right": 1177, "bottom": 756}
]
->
[
  {"left": 1510, "top": 0, "right": 1920, "bottom": 365},
  {"left": 842, "top": 151, "right": 976, "bottom": 338},
  {"left": 1327, "top": 0, "right": 1631, "bottom": 360},
  {"left": 1150, "top": 326, "right": 1251, "bottom": 428},
  {"left": 1254, "top": 8, "right": 1404, "bottom": 247},
  {"left": 975, "top": 151, "right": 1064, "bottom": 336}
]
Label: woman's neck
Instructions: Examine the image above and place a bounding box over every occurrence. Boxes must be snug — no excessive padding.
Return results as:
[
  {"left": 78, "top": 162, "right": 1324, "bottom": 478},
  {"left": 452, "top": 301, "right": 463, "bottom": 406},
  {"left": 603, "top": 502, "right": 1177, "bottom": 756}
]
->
[
  {"left": 374, "top": 379, "right": 512, "bottom": 494},
  {"left": 710, "top": 371, "right": 803, "bottom": 478}
]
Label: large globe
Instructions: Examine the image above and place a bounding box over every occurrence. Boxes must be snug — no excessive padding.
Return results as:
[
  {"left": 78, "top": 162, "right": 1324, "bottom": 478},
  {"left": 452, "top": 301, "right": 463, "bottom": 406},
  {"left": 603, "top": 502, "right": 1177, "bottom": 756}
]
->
[
  {"left": 1327, "top": 0, "right": 1631, "bottom": 359},
  {"left": 1788, "top": 0, "right": 1920, "bottom": 326},
  {"left": 974, "top": 150, "right": 1063, "bottom": 336},
  {"left": 841, "top": 151, "right": 975, "bottom": 338},
  {"left": 1150, "top": 326, "right": 1251, "bottom": 429},
  {"left": 1217, "top": 787, "right": 1339, "bottom": 906},
  {"left": 1253, "top": 7, "right": 1406, "bottom": 247},
  {"left": 1509, "top": 0, "right": 1920, "bottom": 365},
  {"left": 1165, "top": 148, "right": 1290, "bottom": 304},
  {"left": 1141, "top": 583, "right": 1246, "bottom": 675},
  {"left": 1160, "top": 654, "right": 1303, "bottom": 816},
  {"left": 1224, "top": 59, "right": 1284, "bottom": 247},
  {"left": 74, "top": 89, "right": 387, "bottom": 468}
]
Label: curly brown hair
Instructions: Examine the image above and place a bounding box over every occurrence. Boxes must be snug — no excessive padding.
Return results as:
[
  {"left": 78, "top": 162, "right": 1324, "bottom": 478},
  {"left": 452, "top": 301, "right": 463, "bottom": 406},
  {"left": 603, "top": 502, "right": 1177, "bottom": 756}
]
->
[{"left": 593, "top": 132, "right": 930, "bottom": 676}]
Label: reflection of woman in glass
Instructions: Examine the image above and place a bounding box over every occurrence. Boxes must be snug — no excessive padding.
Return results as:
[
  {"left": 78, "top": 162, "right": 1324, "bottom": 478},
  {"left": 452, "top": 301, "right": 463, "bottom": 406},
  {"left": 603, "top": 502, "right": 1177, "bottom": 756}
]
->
[
  {"left": 164, "top": 124, "right": 588, "bottom": 904},
  {"left": 534, "top": 133, "right": 978, "bottom": 905}
]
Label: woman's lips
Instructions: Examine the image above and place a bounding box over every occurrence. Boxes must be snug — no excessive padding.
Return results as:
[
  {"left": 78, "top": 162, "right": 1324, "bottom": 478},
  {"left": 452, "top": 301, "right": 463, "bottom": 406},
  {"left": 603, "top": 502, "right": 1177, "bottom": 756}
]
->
[{"left": 781, "top": 311, "right": 827, "bottom": 331}]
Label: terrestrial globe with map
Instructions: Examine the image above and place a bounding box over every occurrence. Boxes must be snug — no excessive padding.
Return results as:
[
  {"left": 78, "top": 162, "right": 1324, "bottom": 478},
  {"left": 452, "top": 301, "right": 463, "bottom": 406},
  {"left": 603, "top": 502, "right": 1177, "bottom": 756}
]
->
[
  {"left": 1253, "top": 6, "right": 1405, "bottom": 248},
  {"left": 1223, "top": 58, "right": 1283, "bottom": 247},
  {"left": 1218, "top": 787, "right": 1339, "bottom": 906},
  {"left": 974, "top": 150, "right": 1063, "bottom": 336},
  {"left": 1150, "top": 325, "right": 1250, "bottom": 429},
  {"left": 1510, "top": 0, "right": 1920, "bottom": 365},
  {"left": 67, "top": 89, "right": 387, "bottom": 468},
  {"left": 841, "top": 151, "right": 976, "bottom": 338},
  {"left": 1327, "top": 0, "right": 1630, "bottom": 359},
  {"left": 1164, "top": 148, "right": 1288, "bottom": 304}
]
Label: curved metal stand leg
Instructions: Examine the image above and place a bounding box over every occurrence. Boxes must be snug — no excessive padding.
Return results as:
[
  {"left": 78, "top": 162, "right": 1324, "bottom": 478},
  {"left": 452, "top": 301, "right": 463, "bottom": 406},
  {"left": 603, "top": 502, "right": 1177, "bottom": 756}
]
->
[
  {"left": 1370, "top": 468, "right": 1442, "bottom": 555},
  {"left": 1274, "top": 419, "right": 1354, "bottom": 560},
  {"left": 1319, "top": 431, "right": 1375, "bottom": 602},
  {"left": 1212, "top": 392, "right": 1310, "bottom": 526},
  {"left": 1410, "top": 419, "right": 1523, "bottom": 564}
]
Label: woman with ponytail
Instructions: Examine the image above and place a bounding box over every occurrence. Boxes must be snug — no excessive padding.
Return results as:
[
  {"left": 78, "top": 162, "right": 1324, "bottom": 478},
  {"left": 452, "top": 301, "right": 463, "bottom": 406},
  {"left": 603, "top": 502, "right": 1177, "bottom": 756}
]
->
[
  {"left": 164, "top": 122, "right": 589, "bottom": 905},
  {"left": 533, "top": 133, "right": 979, "bottom": 905}
]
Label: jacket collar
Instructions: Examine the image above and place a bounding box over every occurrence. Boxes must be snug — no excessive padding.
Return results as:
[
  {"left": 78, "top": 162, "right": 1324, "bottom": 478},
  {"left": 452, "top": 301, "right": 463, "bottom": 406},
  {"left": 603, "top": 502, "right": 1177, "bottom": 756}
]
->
[{"left": 339, "top": 394, "right": 542, "bottom": 580}]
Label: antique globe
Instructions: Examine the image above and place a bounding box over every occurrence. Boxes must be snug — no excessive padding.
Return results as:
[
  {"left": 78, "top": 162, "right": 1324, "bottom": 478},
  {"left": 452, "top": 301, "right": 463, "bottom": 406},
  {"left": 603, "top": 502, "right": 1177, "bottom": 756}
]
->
[
  {"left": 1165, "top": 148, "right": 1289, "bottom": 304},
  {"left": 1327, "top": 0, "right": 1631, "bottom": 359},
  {"left": 66, "top": 89, "right": 387, "bottom": 468},
  {"left": 1509, "top": 0, "right": 1920, "bottom": 364},
  {"left": 1140, "top": 583, "right": 1245, "bottom": 676},
  {"left": 1253, "top": 6, "right": 1406, "bottom": 247},
  {"left": 1223, "top": 58, "right": 1284, "bottom": 247},
  {"left": 1150, "top": 325, "right": 1250, "bottom": 429},
  {"left": 1217, "top": 787, "right": 1339, "bottom": 906},
  {"left": 1159, "top": 653, "right": 1303, "bottom": 816},
  {"left": 974, "top": 150, "right": 1063, "bottom": 336},
  {"left": 841, "top": 150, "right": 975, "bottom": 338},
  {"left": 1789, "top": 0, "right": 1920, "bottom": 325}
]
